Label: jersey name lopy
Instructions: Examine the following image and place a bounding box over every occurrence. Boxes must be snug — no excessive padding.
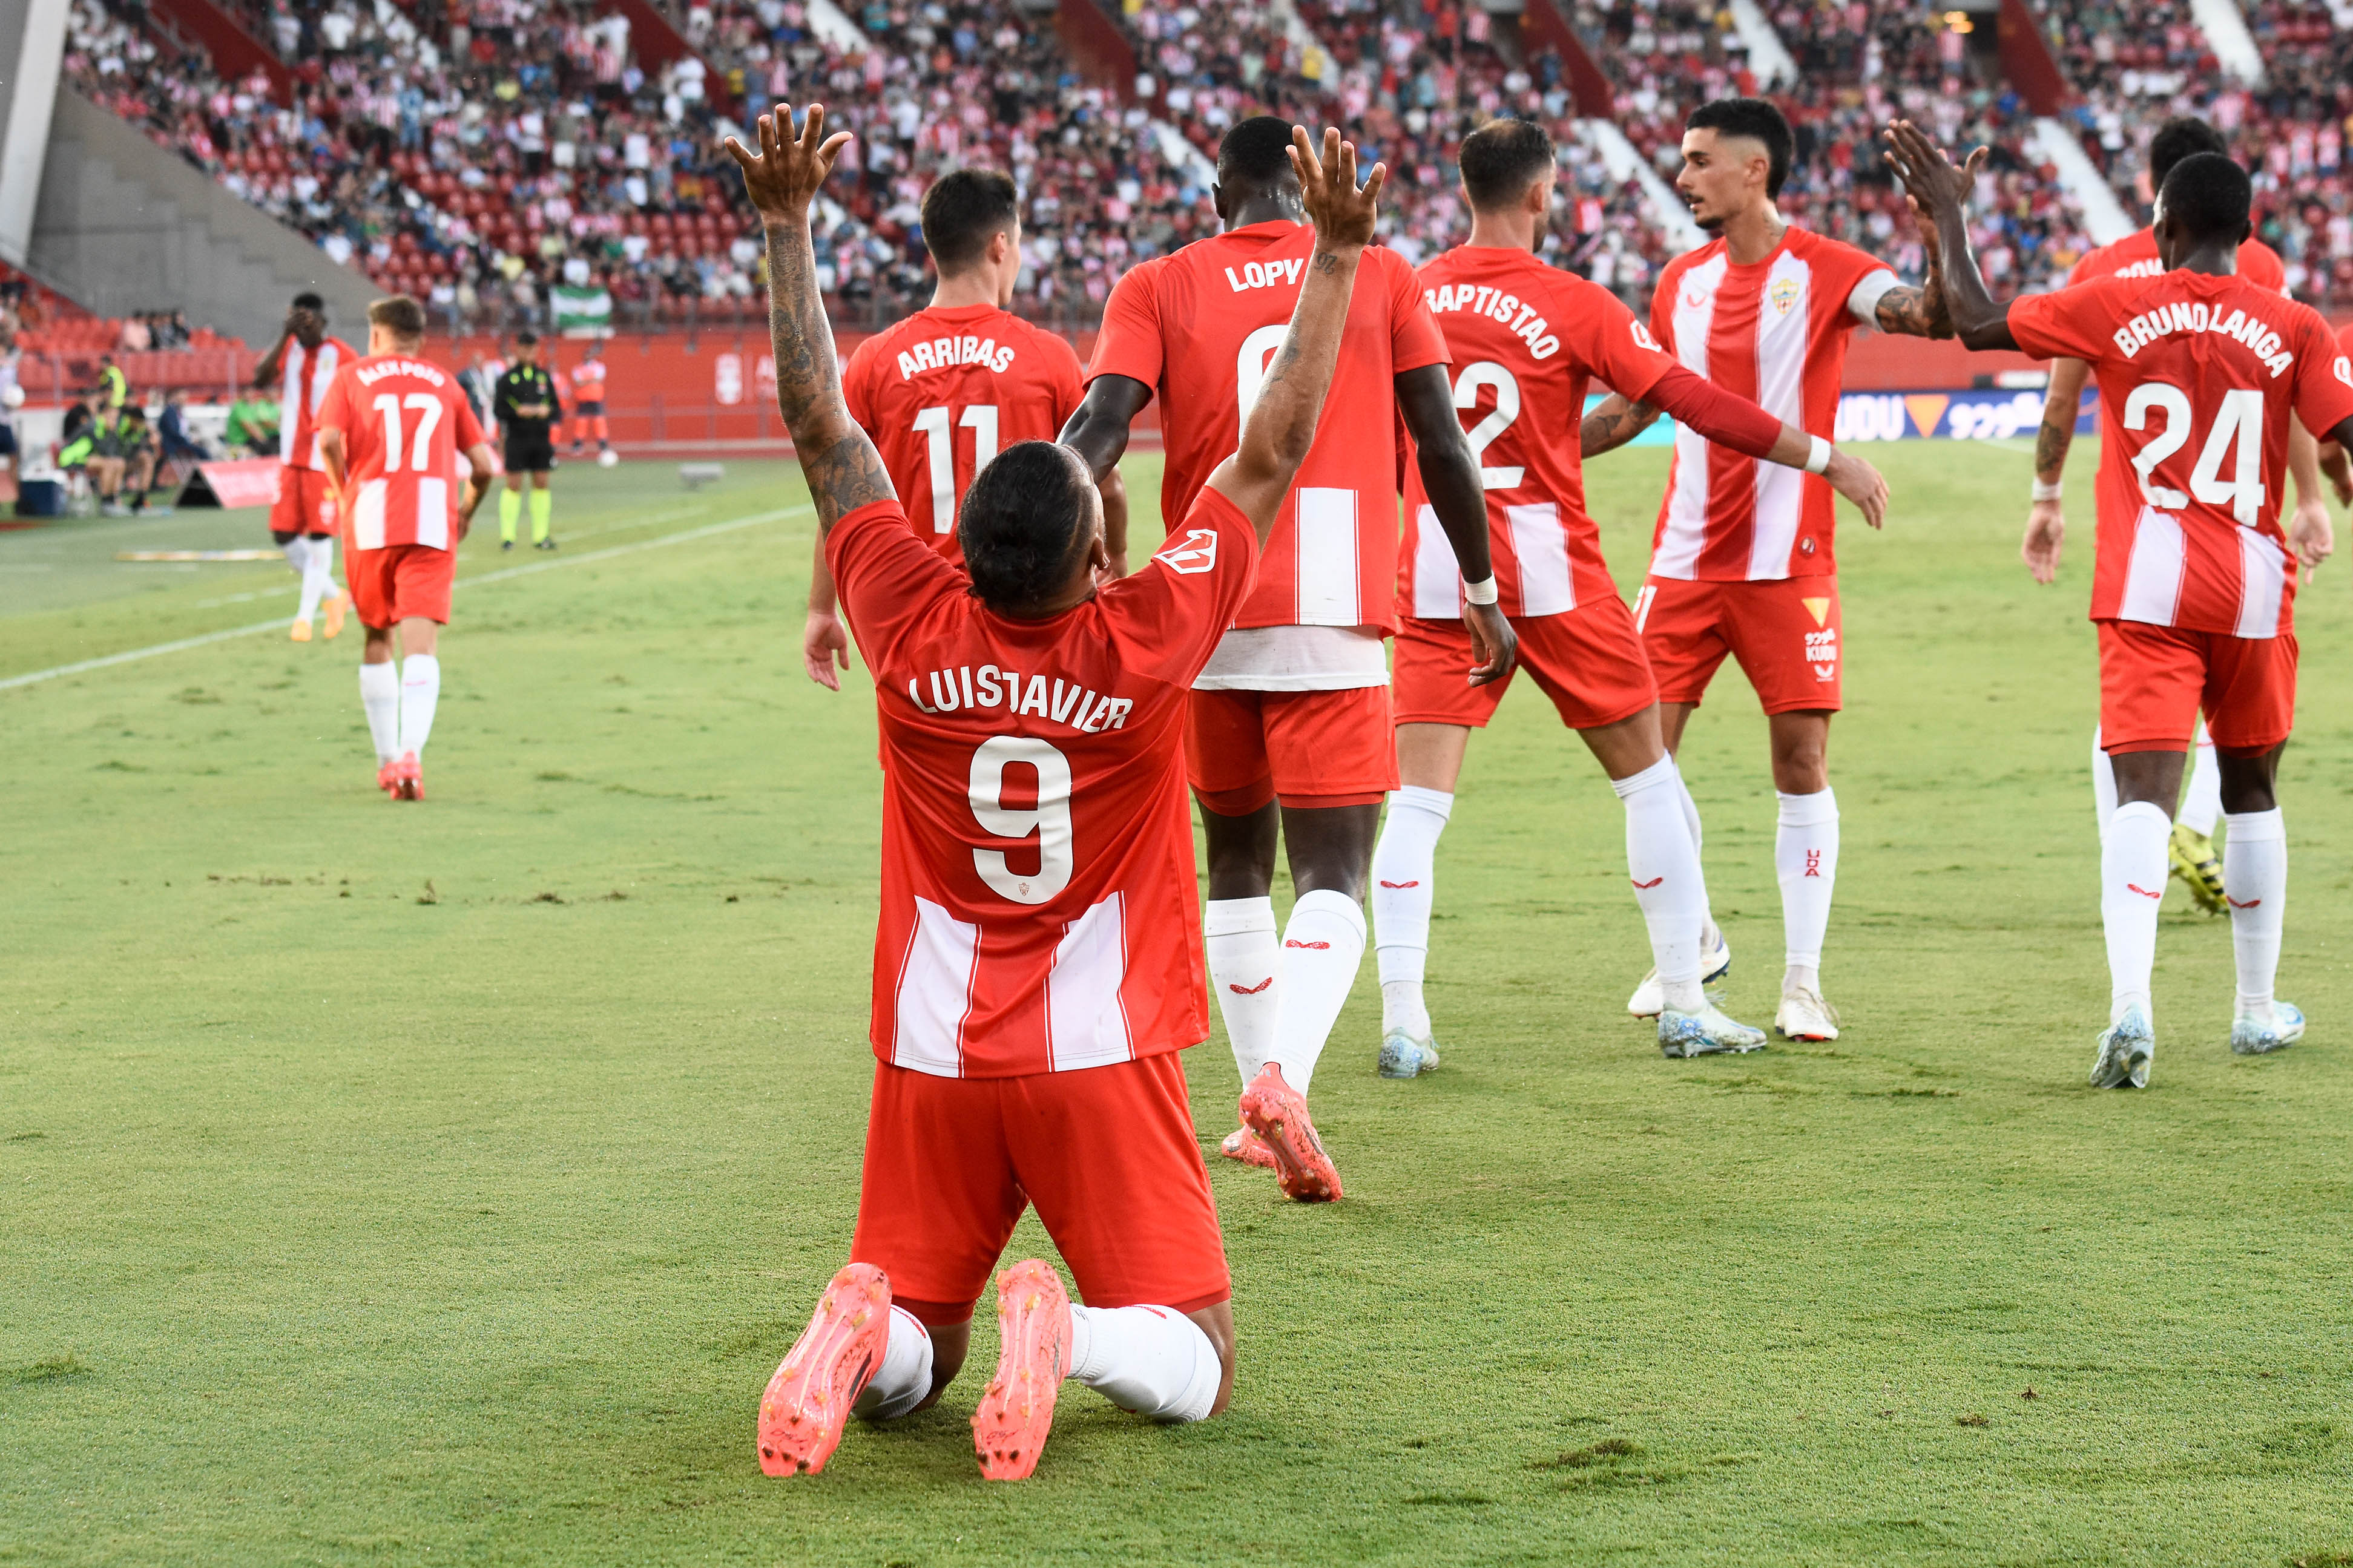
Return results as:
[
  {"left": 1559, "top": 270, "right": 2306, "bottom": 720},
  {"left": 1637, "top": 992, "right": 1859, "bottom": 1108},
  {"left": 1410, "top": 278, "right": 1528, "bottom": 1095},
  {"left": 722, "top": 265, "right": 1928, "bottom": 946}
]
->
[
  {"left": 903, "top": 661, "right": 1135, "bottom": 732},
  {"left": 1420, "top": 283, "right": 1562, "bottom": 359},
  {"left": 894, "top": 335, "right": 1019, "bottom": 380},
  {"left": 2111, "top": 301, "right": 2301, "bottom": 377}
]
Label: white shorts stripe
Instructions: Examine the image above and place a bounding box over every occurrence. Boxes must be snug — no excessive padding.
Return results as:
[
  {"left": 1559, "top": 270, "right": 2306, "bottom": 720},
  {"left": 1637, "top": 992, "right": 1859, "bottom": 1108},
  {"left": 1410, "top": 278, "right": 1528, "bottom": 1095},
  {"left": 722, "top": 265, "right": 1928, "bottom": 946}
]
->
[
  {"left": 1045, "top": 893, "right": 1133, "bottom": 1071},
  {"left": 1294, "top": 487, "right": 1360, "bottom": 625},
  {"left": 890, "top": 895, "right": 978, "bottom": 1076},
  {"left": 1507, "top": 502, "right": 1575, "bottom": 615},
  {"left": 2118, "top": 507, "right": 2187, "bottom": 626},
  {"left": 1410, "top": 504, "right": 1463, "bottom": 619},
  {"left": 2235, "top": 528, "right": 2285, "bottom": 640}
]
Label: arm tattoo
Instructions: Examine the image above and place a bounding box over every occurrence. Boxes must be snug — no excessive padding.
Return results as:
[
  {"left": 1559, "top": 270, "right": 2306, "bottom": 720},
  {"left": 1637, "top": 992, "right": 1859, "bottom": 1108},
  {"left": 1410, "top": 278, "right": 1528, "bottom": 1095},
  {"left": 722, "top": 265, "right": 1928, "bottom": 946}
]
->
[
  {"left": 762, "top": 218, "right": 892, "bottom": 530},
  {"left": 1311, "top": 249, "right": 1343, "bottom": 275},
  {"left": 1874, "top": 285, "right": 1940, "bottom": 336},
  {"left": 1581, "top": 399, "right": 1660, "bottom": 458},
  {"left": 2033, "top": 418, "right": 2073, "bottom": 482}
]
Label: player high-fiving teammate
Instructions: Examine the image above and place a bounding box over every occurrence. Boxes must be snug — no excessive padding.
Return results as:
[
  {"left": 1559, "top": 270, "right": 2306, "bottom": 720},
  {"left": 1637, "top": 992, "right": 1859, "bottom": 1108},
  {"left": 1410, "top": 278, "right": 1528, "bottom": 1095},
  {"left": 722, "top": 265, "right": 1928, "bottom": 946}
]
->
[
  {"left": 731, "top": 105, "right": 1380, "bottom": 1480},
  {"left": 1887, "top": 121, "right": 2353, "bottom": 1087}
]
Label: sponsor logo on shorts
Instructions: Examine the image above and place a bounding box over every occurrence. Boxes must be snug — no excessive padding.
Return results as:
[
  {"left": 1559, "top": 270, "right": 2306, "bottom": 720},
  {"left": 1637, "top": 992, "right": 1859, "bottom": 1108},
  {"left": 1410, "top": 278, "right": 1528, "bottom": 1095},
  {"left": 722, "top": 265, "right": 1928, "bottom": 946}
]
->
[
  {"left": 1153, "top": 527, "right": 1219, "bottom": 575},
  {"left": 1229, "top": 977, "right": 1274, "bottom": 994},
  {"left": 1804, "top": 625, "right": 1838, "bottom": 683}
]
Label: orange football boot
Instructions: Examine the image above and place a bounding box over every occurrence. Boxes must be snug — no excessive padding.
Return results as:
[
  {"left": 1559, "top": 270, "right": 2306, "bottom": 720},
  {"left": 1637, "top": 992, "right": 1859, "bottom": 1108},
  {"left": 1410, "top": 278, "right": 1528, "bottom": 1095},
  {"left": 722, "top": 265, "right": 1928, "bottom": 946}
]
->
[
  {"left": 1239, "top": 1064, "right": 1342, "bottom": 1202},
  {"left": 757, "top": 1262, "right": 891, "bottom": 1477},
  {"left": 321, "top": 590, "right": 347, "bottom": 640},
  {"left": 1219, "top": 1124, "right": 1279, "bottom": 1170},
  {"left": 971, "top": 1259, "right": 1070, "bottom": 1481},
  {"left": 395, "top": 753, "right": 424, "bottom": 801},
  {"left": 288, "top": 618, "right": 312, "bottom": 643},
  {"left": 376, "top": 759, "right": 401, "bottom": 798}
]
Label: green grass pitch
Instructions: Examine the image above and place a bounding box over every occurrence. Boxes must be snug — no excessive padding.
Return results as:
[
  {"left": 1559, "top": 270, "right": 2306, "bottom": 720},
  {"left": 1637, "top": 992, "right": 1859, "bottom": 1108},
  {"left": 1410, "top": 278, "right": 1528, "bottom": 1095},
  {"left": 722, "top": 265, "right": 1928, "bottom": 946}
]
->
[{"left": 7, "top": 442, "right": 2353, "bottom": 1566}]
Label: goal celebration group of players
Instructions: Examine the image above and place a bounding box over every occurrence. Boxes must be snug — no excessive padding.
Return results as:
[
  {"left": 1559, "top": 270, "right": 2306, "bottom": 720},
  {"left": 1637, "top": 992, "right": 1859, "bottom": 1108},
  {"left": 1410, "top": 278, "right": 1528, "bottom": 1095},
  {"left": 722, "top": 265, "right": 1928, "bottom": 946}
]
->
[{"left": 272, "top": 87, "right": 2353, "bottom": 1483}]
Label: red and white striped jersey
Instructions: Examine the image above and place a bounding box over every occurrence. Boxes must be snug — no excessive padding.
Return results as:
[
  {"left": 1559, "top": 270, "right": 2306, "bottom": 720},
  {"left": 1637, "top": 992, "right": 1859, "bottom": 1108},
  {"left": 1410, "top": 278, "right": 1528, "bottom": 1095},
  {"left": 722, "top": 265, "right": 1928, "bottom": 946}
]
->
[
  {"left": 828, "top": 485, "right": 1262, "bottom": 1079},
  {"left": 1090, "top": 221, "right": 1448, "bottom": 631},
  {"left": 280, "top": 336, "right": 357, "bottom": 471},
  {"left": 1399, "top": 245, "right": 1684, "bottom": 620},
  {"left": 2009, "top": 272, "right": 2353, "bottom": 638},
  {"left": 1647, "top": 229, "right": 1895, "bottom": 581},
  {"left": 841, "top": 303, "right": 1087, "bottom": 565},
  {"left": 567, "top": 356, "right": 608, "bottom": 404},
  {"left": 314, "top": 353, "right": 487, "bottom": 551}
]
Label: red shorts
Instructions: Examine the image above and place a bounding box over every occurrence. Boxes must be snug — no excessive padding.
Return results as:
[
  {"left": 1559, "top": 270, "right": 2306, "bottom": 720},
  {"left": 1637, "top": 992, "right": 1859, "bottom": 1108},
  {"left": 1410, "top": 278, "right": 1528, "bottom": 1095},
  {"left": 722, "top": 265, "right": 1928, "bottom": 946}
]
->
[
  {"left": 850, "top": 1053, "right": 1230, "bottom": 1327},
  {"left": 348, "top": 543, "right": 455, "bottom": 628},
  {"left": 270, "top": 465, "right": 337, "bottom": 537},
  {"left": 1185, "top": 684, "right": 1396, "bottom": 813},
  {"left": 1636, "top": 575, "right": 1843, "bottom": 713},
  {"left": 2099, "top": 619, "right": 2296, "bottom": 755},
  {"left": 1393, "top": 599, "right": 1656, "bottom": 731}
]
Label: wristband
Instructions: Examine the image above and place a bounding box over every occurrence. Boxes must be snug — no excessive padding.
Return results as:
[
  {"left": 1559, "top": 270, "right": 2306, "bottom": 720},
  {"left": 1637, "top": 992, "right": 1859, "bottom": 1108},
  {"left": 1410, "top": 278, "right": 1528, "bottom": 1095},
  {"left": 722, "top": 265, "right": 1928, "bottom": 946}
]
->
[
  {"left": 1463, "top": 576, "right": 1499, "bottom": 606},
  {"left": 2032, "top": 479, "right": 2062, "bottom": 502},
  {"left": 1805, "top": 436, "right": 1832, "bottom": 476}
]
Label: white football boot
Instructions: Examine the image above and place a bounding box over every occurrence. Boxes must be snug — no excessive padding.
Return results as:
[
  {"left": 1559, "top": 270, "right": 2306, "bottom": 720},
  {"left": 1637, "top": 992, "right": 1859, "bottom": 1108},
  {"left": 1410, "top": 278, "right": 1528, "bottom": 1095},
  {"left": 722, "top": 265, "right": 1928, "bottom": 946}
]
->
[
  {"left": 2230, "top": 1001, "right": 2305, "bottom": 1055},
  {"left": 1657, "top": 1001, "right": 1768, "bottom": 1058},
  {"left": 1774, "top": 986, "right": 1840, "bottom": 1042},
  {"left": 2090, "top": 1005, "right": 2154, "bottom": 1089},
  {"left": 1628, "top": 931, "right": 1732, "bottom": 1019}
]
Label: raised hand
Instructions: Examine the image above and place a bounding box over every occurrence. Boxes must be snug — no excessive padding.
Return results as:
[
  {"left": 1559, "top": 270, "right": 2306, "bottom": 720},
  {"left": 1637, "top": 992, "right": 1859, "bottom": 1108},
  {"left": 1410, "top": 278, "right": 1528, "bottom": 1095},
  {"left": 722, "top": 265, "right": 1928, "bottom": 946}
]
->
[
  {"left": 1288, "top": 125, "right": 1384, "bottom": 253},
  {"left": 1881, "top": 121, "right": 1986, "bottom": 226},
  {"left": 725, "top": 103, "right": 854, "bottom": 226}
]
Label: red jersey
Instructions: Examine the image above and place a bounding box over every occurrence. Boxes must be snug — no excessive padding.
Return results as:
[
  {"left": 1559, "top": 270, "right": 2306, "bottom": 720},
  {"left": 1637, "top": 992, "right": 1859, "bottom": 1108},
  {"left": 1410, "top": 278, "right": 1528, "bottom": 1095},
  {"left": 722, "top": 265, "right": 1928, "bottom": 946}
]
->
[
  {"left": 841, "top": 304, "right": 1086, "bottom": 559},
  {"left": 2007, "top": 271, "right": 2353, "bottom": 638},
  {"left": 314, "top": 353, "right": 487, "bottom": 552},
  {"left": 1647, "top": 229, "right": 1897, "bottom": 581},
  {"left": 2070, "top": 230, "right": 2288, "bottom": 293},
  {"left": 828, "top": 485, "right": 1263, "bottom": 1078},
  {"left": 1090, "top": 221, "right": 1447, "bottom": 630},
  {"left": 567, "top": 358, "right": 608, "bottom": 404},
  {"left": 280, "top": 335, "right": 358, "bottom": 471},
  {"left": 1400, "top": 246, "right": 1685, "bottom": 619}
]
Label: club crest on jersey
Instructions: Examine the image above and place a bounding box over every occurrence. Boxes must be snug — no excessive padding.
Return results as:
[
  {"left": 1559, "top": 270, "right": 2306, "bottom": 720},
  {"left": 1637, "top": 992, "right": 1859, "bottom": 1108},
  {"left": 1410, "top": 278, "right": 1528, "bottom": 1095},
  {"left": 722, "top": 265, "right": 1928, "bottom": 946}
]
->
[
  {"left": 1769, "top": 277, "right": 1802, "bottom": 317},
  {"left": 1153, "top": 528, "right": 1219, "bottom": 575},
  {"left": 1225, "top": 258, "right": 1307, "bottom": 292}
]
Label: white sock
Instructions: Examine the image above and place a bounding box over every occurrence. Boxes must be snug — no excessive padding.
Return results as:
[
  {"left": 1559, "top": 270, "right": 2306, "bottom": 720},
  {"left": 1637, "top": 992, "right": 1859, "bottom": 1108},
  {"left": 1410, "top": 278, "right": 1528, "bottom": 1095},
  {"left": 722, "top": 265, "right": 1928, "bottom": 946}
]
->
[
  {"left": 359, "top": 660, "right": 401, "bottom": 763},
  {"left": 280, "top": 534, "right": 311, "bottom": 579},
  {"left": 1205, "top": 897, "right": 1280, "bottom": 1085},
  {"left": 1775, "top": 787, "right": 1839, "bottom": 994},
  {"left": 1371, "top": 785, "right": 1451, "bottom": 1038},
  {"left": 2181, "top": 721, "right": 2222, "bottom": 838},
  {"left": 1066, "top": 1304, "right": 1221, "bottom": 1423},
  {"left": 2102, "top": 799, "right": 2171, "bottom": 1024},
  {"left": 1265, "top": 888, "right": 1366, "bottom": 1096},
  {"left": 2223, "top": 807, "right": 2286, "bottom": 1022},
  {"left": 1615, "top": 756, "right": 1710, "bottom": 1014},
  {"left": 1673, "top": 761, "right": 1719, "bottom": 948},
  {"left": 2091, "top": 725, "right": 2118, "bottom": 838},
  {"left": 297, "top": 535, "right": 335, "bottom": 623},
  {"left": 850, "top": 1305, "right": 934, "bottom": 1422},
  {"left": 398, "top": 652, "right": 441, "bottom": 758}
]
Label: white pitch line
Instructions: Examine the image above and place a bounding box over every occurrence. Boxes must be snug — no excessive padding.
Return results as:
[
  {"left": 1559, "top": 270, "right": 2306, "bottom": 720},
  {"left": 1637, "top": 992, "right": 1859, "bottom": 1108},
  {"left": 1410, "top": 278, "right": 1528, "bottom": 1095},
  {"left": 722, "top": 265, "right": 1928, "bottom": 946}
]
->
[{"left": 0, "top": 503, "right": 812, "bottom": 693}]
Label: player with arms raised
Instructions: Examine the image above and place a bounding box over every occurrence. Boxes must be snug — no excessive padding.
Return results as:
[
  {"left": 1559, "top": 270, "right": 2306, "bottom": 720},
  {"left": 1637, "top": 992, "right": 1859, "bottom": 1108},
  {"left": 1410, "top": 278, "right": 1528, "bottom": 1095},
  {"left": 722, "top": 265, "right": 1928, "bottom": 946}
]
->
[
  {"left": 802, "top": 168, "right": 1125, "bottom": 690},
  {"left": 315, "top": 297, "right": 496, "bottom": 800},
  {"left": 1371, "top": 119, "right": 1891, "bottom": 1062},
  {"left": 731, "top": 106, "right": 1379, "bottom": 1480},
  {"left": 1886, "top": 123, "right": 2353, "bottom": 1086},
  {"left": 2023, "top": 116, "right": 2335, "bottom": 914},
  {"left": 1063, "top": 114, "right": 1515, "bottom": 1184},
  {"left": 1582, "top": 96, "right": 1953, "bottom": 1045}
]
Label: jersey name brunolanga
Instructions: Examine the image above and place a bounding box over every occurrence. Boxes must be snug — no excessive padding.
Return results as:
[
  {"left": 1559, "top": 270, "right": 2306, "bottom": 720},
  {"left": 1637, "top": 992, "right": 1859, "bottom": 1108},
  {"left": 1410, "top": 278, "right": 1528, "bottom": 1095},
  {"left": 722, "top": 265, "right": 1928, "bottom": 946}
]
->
[
  {"left": 1422, "top": 282, "right": 1562, "bottom": 359},
  {"left": 904, "top": 661, "right": 1136, "bottom": 732},
  {"left": 2112, "top": 301, "right": 2303, "bottom": 378},
  {"left": 354, "top": 357, "right": 452, "bottom": 389},
  {"left": 894, "top": 335, "right": 1020, "bottom": 381}
]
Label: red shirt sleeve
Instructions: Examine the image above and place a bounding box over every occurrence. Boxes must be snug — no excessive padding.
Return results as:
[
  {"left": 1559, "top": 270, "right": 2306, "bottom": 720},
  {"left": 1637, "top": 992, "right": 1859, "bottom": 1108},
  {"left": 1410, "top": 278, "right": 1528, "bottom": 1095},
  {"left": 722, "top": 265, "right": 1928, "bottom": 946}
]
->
[
  {"left": 2291, "top": 313, "right": 2353, "bottom": 442},
  {"left": 1578, "top": 283, "right": 1682, "bottom": 404},
  {"left": 1384, "top": 249, "right": 1449, "bottom": 373},
  {"left": 1098, "top": 485, "right": 1263, "bottom": 686},
  {"left": 2005, "top": 283, "right": 2114, "bottom": 363},
  {"left": 1087, "top": 262, "right": 1165, "bottom": 389},
  {"left": 827, "top": 499, "right": 967, "bottom": 653},
  {"left": 1644, "top": 364, "right": 1785, "bottom": 460}
]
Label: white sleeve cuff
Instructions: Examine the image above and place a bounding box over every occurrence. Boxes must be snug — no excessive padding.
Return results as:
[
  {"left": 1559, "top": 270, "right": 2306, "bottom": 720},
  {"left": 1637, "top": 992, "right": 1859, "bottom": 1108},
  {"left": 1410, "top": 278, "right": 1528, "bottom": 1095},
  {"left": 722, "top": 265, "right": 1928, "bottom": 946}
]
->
[{"left": 1846, "top": 269, "right": 1902, "bottom": 330}]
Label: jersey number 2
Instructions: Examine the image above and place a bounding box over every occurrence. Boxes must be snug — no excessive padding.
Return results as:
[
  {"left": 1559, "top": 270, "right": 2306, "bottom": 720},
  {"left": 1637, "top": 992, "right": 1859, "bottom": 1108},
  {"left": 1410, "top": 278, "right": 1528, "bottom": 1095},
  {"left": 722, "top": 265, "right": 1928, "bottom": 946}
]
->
[
  {"left": 913, "top": 405, "right": 999, "bottom": 534},
  {"left": 1453, "top": 362, "right": 1524, "bottom": 490},
  {"left": 968, "top": 735, "right": 1072, "bottom": 904},
  {"left": 370, "top": 393, "right": 444, "bottom": 473}
]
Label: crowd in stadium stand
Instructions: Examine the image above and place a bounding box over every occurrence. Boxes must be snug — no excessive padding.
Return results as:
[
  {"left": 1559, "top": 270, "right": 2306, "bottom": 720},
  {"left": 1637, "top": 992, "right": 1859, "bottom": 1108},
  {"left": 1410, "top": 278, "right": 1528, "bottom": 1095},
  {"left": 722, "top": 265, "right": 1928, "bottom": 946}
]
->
[{"left": 2045, "top": 0, "right": 2352, "bottom": 302}]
